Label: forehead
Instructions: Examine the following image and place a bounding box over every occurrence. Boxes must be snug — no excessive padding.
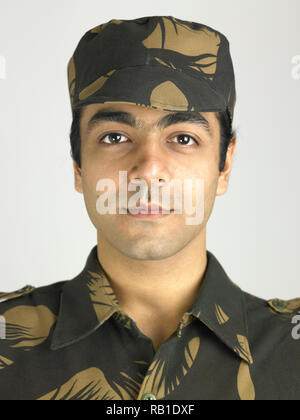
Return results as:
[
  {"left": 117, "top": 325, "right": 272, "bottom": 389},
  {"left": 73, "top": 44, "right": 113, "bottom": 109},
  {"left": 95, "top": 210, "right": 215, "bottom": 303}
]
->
[
  {"left": 80, "top": 102, "right": 220, "bottom": 140},
  {"left": 82, "top": 102, "right": 217, "bottom": 121}
]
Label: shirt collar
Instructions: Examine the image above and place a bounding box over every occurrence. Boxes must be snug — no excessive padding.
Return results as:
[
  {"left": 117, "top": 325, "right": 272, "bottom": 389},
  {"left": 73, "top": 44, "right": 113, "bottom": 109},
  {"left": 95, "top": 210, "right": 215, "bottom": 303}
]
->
[
  {"left": 51, "top": 245, "right": 253, "bottom": 365},
  {"left": 187, "top": 251, "right": 253, "bottom": 364}
]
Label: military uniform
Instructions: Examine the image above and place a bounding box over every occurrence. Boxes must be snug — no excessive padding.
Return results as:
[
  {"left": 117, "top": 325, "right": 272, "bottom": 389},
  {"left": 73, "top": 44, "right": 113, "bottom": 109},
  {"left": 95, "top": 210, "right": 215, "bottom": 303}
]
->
[{"left": 0, "top": 245, "right": 299, "bottom": 400}]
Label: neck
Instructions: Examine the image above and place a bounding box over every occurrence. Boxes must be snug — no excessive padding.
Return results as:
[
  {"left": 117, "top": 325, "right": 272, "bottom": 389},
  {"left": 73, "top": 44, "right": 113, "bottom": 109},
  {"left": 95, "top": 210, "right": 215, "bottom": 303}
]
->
[{"left": 96, "top": 229, "right": 208, "bottom": 317}]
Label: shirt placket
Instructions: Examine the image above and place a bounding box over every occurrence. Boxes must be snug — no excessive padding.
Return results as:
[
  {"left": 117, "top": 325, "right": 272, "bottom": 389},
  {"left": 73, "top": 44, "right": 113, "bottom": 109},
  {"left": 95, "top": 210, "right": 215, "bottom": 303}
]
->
[{"left": 136, "top": 313, "right": 194, "bottom": 400}]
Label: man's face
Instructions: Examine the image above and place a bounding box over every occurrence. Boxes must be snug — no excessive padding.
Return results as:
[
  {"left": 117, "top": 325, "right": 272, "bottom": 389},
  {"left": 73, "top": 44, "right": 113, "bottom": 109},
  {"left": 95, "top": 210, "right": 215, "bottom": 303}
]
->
[{"left": 74, "top": 102, "right": 236, "bottom": 261}]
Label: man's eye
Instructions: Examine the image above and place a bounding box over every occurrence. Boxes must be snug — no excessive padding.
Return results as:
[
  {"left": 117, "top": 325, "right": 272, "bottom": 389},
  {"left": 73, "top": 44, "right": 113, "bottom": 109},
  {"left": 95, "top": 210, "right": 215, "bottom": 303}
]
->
[
  {"left": 172, "top": 134, "right": 199, "bottom": 146},
  {"left": 98, "top": 133, "right": 128, "bottom": 144}
]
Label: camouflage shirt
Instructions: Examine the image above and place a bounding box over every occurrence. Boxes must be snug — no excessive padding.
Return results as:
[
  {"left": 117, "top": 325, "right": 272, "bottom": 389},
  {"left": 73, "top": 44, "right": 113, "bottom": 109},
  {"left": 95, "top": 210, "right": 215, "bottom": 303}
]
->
[{"left": 0, "top": 245, "right": 299, "bottom": 400}]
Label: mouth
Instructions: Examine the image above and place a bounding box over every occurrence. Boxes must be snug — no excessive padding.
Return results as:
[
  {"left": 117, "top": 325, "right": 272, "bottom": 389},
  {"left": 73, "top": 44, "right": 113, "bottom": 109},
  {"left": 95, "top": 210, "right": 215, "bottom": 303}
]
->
[{"left": 126, "top": 203, "right": 174, "bottom": 219}]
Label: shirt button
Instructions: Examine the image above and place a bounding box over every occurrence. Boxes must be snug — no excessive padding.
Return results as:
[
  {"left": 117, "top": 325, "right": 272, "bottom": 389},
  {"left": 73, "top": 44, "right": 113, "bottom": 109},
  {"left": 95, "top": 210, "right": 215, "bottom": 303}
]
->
[
  {"left": 141, "top": 393, "right": 156, "bottom": 400},
  {"left": 273, "top": 299, "right": 285, "bottom": 309}
]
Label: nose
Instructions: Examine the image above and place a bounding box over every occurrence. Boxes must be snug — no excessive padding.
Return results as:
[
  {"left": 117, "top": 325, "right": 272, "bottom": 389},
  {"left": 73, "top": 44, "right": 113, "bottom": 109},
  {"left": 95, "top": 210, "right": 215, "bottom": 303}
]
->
[
  {"left": 125, "top": 137, "right": 174, "bottom": 208},
  {"left": 127, "top": 143, "right": 172, "bottom": 188}
]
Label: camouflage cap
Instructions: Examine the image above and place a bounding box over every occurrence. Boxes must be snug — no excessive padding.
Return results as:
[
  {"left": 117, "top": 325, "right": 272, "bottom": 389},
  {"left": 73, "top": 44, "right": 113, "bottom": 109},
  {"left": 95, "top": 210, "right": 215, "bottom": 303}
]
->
[{"left": 67, "top": 15, "right": 236, "bottom": 122}]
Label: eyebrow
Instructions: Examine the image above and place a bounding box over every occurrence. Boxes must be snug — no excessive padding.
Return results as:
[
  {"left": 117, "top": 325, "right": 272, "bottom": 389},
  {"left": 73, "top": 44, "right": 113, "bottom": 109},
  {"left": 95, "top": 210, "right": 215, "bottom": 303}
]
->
[{"left": 87, "top": 108, "right": 213, "bottom": 138}]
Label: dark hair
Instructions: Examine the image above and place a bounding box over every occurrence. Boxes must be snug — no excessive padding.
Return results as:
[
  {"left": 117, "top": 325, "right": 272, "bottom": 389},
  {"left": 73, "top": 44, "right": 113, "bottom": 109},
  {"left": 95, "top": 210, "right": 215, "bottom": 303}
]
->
[
  {"left": 216, "top": 109, "right": 236, "bottom": 172},
  {"left": 70, "top": 107, "right": 236, "bottom": 173}
]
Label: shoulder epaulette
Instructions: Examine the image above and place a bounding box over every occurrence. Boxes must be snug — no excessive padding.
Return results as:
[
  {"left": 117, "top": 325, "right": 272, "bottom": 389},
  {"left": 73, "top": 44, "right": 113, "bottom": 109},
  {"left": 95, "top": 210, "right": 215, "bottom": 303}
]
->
[
  {"left": 267, "top": 297, "right": 300, "bottom": 314},
  {"left": 0, "top": 285, "right": 35, "bottom": 303}
]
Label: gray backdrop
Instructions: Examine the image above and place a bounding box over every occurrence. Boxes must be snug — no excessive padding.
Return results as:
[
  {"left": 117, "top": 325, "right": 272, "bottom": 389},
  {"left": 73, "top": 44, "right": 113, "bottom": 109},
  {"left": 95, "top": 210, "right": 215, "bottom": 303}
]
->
[{"left": 0, "top": 0, "right": 299, "bottom": 299}]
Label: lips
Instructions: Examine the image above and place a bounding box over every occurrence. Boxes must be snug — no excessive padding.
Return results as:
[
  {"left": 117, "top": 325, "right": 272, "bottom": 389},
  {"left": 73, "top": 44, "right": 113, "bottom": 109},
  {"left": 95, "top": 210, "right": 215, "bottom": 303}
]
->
[{"left": 127, "top": 203, "right": 173, "bottom": 214}]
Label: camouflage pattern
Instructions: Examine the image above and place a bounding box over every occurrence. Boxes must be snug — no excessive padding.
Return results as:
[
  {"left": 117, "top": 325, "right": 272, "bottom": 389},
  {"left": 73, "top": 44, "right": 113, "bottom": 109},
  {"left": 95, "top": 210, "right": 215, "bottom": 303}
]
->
[
  {"left": 67, "top": 16, "right": 236, "bottom": 121},
  {"left": 0, "top": 245, "right": 299, "bottom": 400}
]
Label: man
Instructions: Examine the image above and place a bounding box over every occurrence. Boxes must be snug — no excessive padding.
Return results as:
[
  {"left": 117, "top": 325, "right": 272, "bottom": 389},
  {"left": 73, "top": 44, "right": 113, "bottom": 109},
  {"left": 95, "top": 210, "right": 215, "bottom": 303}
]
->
[{"left": 0, "top": 15, "right": 299, "bottom": 400}]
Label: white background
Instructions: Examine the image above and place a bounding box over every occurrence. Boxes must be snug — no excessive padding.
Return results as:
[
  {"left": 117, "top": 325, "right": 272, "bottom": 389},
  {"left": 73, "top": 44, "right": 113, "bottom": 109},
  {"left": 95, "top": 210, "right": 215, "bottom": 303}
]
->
[{"left": 0, "top": 0, "right": 299, "bottom": 299}]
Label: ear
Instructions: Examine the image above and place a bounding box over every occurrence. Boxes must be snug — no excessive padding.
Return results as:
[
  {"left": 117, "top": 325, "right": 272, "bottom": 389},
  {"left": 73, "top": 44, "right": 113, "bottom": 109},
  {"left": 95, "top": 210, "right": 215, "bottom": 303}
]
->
[
  {"left": 216, "top": 137, "right": 237, "bottom": 196},
  {"left": 73, "top": 160, "right": 83, "bottom": 194}
]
